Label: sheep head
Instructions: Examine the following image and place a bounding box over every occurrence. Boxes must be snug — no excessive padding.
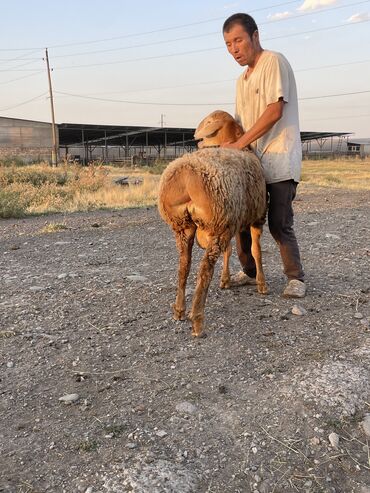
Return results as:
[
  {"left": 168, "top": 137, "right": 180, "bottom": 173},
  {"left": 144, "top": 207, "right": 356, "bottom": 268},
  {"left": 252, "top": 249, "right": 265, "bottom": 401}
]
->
[{"left": 194, "top": 110, "right": 244, "bottom": 148}]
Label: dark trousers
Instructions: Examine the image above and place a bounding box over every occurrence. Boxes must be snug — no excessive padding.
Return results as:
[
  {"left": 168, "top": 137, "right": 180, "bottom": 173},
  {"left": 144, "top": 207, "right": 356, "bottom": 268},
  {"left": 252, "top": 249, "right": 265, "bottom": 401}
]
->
[{"left": 236, "top": 180, "right": 304, "bottom": 281}]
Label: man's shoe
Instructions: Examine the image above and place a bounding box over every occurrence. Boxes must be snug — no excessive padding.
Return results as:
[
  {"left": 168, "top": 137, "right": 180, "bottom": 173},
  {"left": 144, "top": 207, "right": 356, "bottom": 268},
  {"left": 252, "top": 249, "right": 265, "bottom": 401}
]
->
[
  {"left": 230, "top": 271, "right": 257, "bottom": 287},
  {"left": 283, "top": 279, "right": 306, "bottom": 298}
]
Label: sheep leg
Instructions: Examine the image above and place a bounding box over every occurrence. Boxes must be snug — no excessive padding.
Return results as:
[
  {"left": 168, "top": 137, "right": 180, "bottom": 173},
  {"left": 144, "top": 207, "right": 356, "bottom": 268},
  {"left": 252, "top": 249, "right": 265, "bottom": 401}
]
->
[
  {"left": 250, "top": 225, "right": 268, "bottom": 294},
  {"left": 219, "top": 243, "right": 232, "bottom": 289},
  {"left": 173, "top": 226, "right": 196, "bottom": 321},
  {"left": 190, "top": 239, "right": 221, "bottom": 337}
]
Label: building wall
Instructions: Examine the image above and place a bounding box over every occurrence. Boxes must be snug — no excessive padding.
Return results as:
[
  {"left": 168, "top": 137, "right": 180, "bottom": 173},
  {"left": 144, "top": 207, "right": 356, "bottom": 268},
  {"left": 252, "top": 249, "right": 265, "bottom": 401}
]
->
[{"left": 0, "top": 117, "right": 55, "bottom": 163}]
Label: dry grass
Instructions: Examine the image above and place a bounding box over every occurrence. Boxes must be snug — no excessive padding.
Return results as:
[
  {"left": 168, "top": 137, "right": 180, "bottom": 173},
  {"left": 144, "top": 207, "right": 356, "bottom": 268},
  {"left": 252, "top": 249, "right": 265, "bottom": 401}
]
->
[
  {"left": 301, "top": 158, "right": 370, "bottom": 190},
  {"left": 0, "top": 158, "right": 369, "bottom": 219},
  {"left": 0, "top": 163, "right": 161, "bottom": 218},
  {"left": 41, "top": 223, "right": 68, "bottom": 234}
]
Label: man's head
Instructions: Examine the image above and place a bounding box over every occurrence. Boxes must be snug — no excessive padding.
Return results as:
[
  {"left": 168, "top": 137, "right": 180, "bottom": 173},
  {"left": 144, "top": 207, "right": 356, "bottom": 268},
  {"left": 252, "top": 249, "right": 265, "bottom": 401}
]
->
[{"left": 223, "top": 13, "right": 262, "bottom": 67}]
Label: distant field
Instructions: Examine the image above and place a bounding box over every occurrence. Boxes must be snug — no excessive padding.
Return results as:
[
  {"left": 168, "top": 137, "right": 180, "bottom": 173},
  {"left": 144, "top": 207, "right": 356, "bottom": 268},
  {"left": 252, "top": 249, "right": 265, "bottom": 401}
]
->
[
  {"left": 301, "top": 158, "right": 370, "bottom": 190},
  {"left": 0, "top": 158, "right": 369, "bottom": 218}
]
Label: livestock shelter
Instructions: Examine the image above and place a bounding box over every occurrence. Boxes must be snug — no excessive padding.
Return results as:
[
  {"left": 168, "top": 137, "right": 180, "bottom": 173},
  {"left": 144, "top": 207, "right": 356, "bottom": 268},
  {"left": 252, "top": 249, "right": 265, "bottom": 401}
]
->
[
  {"left": 57, "top": 122, "right": 197, "bottom": 165},
  {"left": 347, "top": 138, "right": 370, "bottom": 158},
  {"left": 0, "top": 115, "right": 357, "bottom": 164}
]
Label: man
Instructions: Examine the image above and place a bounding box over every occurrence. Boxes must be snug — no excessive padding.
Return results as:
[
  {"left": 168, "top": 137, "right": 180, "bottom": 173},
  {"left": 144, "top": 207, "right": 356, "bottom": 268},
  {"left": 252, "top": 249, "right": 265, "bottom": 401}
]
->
[{"left": 222, "top": 12, "right": 306, "bottom": 298}]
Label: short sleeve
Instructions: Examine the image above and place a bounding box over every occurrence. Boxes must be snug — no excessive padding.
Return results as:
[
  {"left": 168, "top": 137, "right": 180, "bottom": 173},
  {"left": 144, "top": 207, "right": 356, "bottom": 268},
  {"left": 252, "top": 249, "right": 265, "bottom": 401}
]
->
[{"left": 264, "top": 53, "right": 290, "bottom": 105}]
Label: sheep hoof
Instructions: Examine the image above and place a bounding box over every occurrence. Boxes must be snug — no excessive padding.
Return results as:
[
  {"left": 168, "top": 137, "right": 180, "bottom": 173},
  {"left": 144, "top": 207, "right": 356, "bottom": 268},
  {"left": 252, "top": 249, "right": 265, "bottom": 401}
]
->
[
  {"left": 219, "top": 280, "right": 230, "bottom": 289},
  {"left": 258, "top": 283, "right": 269, "bottom": 295},
  {"left": 173, "top": 305, "right": 186, "bottom": 321},
  {"left": 191, "top": 317, "right": 205, "bottom": 337},
  {"left": 191, "top": 329, "right": 207, "bottom": 338}
]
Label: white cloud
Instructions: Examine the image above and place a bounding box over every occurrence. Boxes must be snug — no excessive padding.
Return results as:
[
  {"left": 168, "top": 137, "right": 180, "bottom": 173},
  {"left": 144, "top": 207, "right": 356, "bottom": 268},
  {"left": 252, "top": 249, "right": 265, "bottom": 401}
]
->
[
  {"left": 347, "top": 12, "right": 370, "bottom": 23},
  {"left": 298, "top": 0, "right": 338, "bottom": 12},
  {"left": 268, "top": 11, "right": 293, "bottom": 21},
  {"left": 223, "top": 2, "right": 240, "bottom": 9}
]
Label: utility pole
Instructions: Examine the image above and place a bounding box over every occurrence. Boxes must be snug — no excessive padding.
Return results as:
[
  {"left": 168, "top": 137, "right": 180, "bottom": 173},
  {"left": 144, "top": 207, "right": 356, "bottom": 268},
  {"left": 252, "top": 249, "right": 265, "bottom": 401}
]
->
[
  {"left": 45, "top": 48, "right": 58, "bottom": 166},
  {"left": 160, "top": 114, "right": 166, "bottom": 128}
]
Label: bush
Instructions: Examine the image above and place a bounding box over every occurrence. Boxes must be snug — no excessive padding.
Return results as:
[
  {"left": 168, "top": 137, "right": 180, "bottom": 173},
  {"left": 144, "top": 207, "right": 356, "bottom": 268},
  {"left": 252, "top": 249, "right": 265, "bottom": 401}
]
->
[
  {"left": 0, "top": 189, "right": 29, "bottom": 218},
  {"left": 0, "top": 157, "right": 29, "bottom": 167}
]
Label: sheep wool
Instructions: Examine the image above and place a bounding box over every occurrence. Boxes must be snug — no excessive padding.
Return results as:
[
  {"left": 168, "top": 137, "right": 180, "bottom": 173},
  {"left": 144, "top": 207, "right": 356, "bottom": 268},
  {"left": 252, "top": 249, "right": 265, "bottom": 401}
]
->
[{"left": 158, "top": 147, "right": 266, "bottom": 239}]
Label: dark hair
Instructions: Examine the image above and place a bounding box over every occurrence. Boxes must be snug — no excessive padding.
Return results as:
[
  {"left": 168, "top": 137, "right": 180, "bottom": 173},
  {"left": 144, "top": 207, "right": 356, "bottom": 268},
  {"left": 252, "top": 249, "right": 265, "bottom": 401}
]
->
[{"left": 223, "top": 13, "right": 258, "bottom": 38}]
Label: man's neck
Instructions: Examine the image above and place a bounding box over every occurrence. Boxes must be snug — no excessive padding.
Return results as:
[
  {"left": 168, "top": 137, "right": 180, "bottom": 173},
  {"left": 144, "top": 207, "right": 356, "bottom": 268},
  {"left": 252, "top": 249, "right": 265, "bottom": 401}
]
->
[{"left": 249, "top": 48, "right": 264, "bottom": 69}]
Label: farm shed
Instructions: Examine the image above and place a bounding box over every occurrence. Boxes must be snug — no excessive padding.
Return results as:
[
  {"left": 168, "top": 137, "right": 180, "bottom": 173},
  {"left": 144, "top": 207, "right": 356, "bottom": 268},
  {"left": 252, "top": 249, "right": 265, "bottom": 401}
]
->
[
  {"left": 301, "top": 131, "right": 352, "bottom": 158},
  {"left": 0, "top": 116, "right": 356, "bottom": 164},
  {"left": 57, "top": 122, "right": 197, "bottom": 165},
  {"left": 0, "top": 116, "right": 56, "bottom": 163}
]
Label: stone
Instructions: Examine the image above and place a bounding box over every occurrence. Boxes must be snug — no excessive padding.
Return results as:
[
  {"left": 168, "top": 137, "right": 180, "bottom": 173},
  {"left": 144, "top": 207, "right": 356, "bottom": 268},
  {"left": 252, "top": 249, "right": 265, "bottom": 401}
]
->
[
  {"left": 155, "top": 430, "right": 168, "bottom": 438},
  {"left": 58, "top": 393, "right": 80, "bottom": 404},
  {"left": 361, "top": 415, "right": 370, "bottom": 437},
  {"left": 176, "top": 401, "right": 197, "bottom": 415},
  {"left": 29, "top": 286, "right": 45, "bottom": 292},
  {"left": 126, "top": 275, "right": 148, "bottom": 283},
  {"left": 126, "top": 442, "right": 137, "bottom": 449},
  {"left": 328, "top": 432, "right": 340, "bottom": 448},
  {"left": 310, "top": 436, "right": 320, "bottom": 446},
  {"left": 292, "top": 304, "right": 307, "bottom": 316}
]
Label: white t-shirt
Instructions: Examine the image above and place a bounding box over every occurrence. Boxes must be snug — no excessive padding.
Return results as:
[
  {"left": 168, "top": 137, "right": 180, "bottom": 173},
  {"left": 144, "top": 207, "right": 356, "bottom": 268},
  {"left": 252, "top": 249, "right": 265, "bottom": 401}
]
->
[{"left": 235, "top": 50, "right": 302, "bottom": 184}]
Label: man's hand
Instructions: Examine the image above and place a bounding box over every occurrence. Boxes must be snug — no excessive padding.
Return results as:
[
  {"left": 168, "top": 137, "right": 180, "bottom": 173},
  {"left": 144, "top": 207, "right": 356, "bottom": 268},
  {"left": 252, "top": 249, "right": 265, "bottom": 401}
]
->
[
  {"left": 221, "top": 141, "right": 240, "bottom": 149},
  {"left": 221, "top": 141, "right": 251, "bottom": 150},
  {"left": 226, "top": 100, "right": 284, "bottom": 150}
]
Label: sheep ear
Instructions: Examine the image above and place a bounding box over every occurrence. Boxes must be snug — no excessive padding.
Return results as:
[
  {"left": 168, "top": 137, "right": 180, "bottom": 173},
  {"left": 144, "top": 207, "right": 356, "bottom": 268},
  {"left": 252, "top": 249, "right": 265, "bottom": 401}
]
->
[{"left": 194, "top": 120, "right": 224, "bottom": 139}]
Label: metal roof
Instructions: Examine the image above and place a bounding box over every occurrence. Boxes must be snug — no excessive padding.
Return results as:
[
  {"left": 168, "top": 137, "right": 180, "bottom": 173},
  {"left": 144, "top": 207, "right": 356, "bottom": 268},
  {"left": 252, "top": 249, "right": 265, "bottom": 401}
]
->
[
  {"left": 300, "top": 131, "right": 352, "bottom": 141},
  {"left": 347, "top": 138, "right": 370, "bottom": 145},
  {"left": 58, "top": 123, "right": 197, "bottom": 148},
  {"left": 57, "top": 123, "right": 353, "bottom": 147}
]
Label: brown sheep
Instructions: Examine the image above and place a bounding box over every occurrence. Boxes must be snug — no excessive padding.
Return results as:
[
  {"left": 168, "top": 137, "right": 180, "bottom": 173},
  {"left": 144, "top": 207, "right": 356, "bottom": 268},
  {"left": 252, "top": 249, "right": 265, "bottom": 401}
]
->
[{"left": 158, "top": 110, "right": 268, "bottom": 337}]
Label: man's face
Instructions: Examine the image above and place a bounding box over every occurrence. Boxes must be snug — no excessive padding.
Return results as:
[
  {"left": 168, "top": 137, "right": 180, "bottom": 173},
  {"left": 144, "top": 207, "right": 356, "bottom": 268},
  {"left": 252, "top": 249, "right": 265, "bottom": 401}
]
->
[{"left": 223, "top": 23, "right": 259, "bottom": 67}]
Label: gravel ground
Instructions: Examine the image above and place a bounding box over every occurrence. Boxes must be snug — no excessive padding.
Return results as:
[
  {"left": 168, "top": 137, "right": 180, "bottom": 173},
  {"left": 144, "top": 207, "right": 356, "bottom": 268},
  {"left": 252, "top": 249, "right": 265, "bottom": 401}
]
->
[{"left": 0, "top": 185, "right": 369, "bottom": 493}]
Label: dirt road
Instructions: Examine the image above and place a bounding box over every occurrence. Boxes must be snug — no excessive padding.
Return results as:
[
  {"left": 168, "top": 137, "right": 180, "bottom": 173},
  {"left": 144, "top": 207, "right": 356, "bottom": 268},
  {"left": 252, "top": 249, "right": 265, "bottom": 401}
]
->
[{"left": 1, "top": 185, "right": 369, "bottom": 493}]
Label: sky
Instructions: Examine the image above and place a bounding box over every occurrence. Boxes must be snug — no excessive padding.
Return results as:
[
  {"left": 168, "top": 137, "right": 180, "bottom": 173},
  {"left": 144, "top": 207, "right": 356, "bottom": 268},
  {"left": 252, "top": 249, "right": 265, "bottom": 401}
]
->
[{"left": 1, "top": 0, "right": 369, "bottom": 137}]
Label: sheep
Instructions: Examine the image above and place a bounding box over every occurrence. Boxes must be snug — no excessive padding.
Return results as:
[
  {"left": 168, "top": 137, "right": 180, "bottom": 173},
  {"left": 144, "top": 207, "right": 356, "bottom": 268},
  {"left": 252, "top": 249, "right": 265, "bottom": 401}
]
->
[{"left": 158, "top": 110, "right": 268, "bottom": 337}]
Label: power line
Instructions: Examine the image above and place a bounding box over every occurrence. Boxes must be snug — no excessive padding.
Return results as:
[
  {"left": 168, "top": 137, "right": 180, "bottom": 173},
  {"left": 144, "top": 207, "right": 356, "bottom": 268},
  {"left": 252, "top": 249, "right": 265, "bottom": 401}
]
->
[
  {"left": 67, "top": 59, "right": 370, "bottom": 97},
  {"left": 299, "top": 90, "right": 370, "bottom": 100},
  {"left": 0, "top": 1, "right": 301, "bottom": 52},
  {"left": 48, "top": 0, "right": 370, "bottom": 59},
  {"left": 0, "top": 0, "right": 368, "bottom": 56},
  {"left": 0, "top": 92, "right": 48, "bottom": 112},
  {"left": 51, "top": 19, "right": 370, "bottom": 71},
  {"left": 5, "top": 59, "right": 43, "bottom": 70},
  {"left": 54, "top": 91, "right": 232, "bottom": 106},
  {"left": 302, "top": 113, "right": 370, "bottom": 121},
  {"left": 54, "top": 89, "right": 370, "bottom": 107},
  {"left": 0, "top": 71, "right": 44, "bottom": 86},
  {"left": 295, "top": 58, "right": 370, "bottom": 73},
  {"left": 0, "top": 67, "right": 44, "bottom": 72}
]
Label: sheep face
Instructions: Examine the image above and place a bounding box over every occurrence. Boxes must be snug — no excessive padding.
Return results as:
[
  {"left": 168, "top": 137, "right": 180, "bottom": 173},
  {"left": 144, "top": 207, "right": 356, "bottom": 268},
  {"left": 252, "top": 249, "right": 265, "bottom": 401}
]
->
[{"left": 194, "top": 110, "right": 243, "bottom": 148}]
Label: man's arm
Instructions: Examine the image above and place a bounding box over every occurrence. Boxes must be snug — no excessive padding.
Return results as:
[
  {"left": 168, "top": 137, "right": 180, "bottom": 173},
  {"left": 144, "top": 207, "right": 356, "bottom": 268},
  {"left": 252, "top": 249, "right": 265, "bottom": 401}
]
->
[{"left": 222, "top": 99, "right": 284, "bottom": 150}]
